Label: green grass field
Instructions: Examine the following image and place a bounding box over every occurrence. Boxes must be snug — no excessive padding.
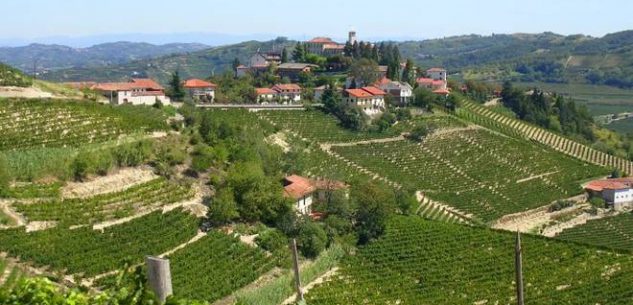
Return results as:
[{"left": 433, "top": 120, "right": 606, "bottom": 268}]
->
[
  {"left": 516, "top": 82, "right": 633, "bottom": 116},
  {"left": 605, "top": 117, "right": 633, "bottom": 134}
]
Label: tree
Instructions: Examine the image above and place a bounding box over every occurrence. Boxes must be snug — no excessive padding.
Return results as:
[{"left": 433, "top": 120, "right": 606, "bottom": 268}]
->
[
  {"left": 281, "top": 48, "right": 289, "bottom": 63},
  {"left": 292, "top": 42, "right": 306, "bottom": 62},
  {"left": 353, "top": 181, "right": 396, "bottom": 244},
  {"left": 611, "top": 168, "right": 622, "bottom": 178},
  {"left": 297, "top": 220, "right": 327, "bottom": 258},
  {"left": 343, "top": 41, "right": 353, "bottom": 57},
  {"left": 349, "top": 58, "right": 379, "bottom": 87},
  {"left": 168, "top": 71, "right": 185, "bottom": 101},
  {"left": 208, "top": 187, "right": 239, "bottom": 225},
  {"left": 232, "top": 57, "right": 241, "bottom": 70},
  {"left": 402, "top": 59, "right": 415, "bottom": 85}
]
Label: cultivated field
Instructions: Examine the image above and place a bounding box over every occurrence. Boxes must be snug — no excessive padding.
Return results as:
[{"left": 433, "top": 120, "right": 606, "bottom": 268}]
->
[
  {"left": 555, "top": 213, "right": 633, "bottom": 252},
  {"left": 306, "top": 216, "right": 633, "bottom": 304}
]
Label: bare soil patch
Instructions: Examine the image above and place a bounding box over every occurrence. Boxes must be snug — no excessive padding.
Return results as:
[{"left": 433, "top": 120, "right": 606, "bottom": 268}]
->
[{"left": 61, "top": 167, "right": 158, "bottom": 199}]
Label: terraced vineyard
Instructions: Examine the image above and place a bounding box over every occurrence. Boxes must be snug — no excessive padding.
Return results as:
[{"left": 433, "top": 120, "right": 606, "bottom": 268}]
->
[
  {"left": 13, "top": 177, "right": 194, "bottom": 227},
  {"left": 331, "top": 128, "right": 607, "bottom": 222},
  {"left": 0, "top": 99, "right": 168, "bottom": 151},
  {"left": 306, "top": 216, "right": 633, "bottom": 304},
  {"left": 258, "top": 109, "right": 465, "bottom": 143},
  {"left": 0, "top": 259, "right": 25, "bottom": 289},
  {"left": 168, "top": 231, "right": 274, "bottom": 303},
  {"left": 555, "top": 213, "right": 633, "bottom": 252},
  {"left": 0, "top": 209, "right": 198, "bottom": 277},
  {"left": 458, "top": 99, "right": 633, "bottom": 175}
]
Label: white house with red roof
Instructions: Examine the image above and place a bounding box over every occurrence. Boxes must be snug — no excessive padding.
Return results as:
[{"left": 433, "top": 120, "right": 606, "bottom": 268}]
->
[
  {"left": 255, "top": 88, "right": 277, "bottom": 102},
  {"left": 283, "top": 175, "right": 348, "bottom": 216},
  {"left": 183, "top": 78, "right": 217, "bottom": 102},
  {"left": 306, "top": 37, "right": 345, "bottom": 56},
  {"left": 92, "top": 78, "right": 170, "bottom": 106},
  {"left": 271, "top": 84, "right": 302, "bottom": 103},
  {"left": 376, "top": 78, "right": 413, "bottom": 105},
  {"left": 344, "top": 86, "right": 386, "bottom": 116},
  {"left": 426, "top": 67, "right": 447, "bottom": 81},
  {"left": 585, "top": 178, "right": 633, "bottom": 210}
]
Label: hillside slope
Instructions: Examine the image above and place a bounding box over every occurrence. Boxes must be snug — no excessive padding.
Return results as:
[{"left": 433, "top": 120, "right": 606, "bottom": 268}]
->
[
  {"left": 0, "top": 63, "right": 32, "bottom": 87},
  {"left": 0, "top": 42, "right": 209, "bottom": 72}
]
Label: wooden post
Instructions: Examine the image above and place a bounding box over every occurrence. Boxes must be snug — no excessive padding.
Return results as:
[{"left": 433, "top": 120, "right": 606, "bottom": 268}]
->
[
  {"left": 145, "top": 256, "right": 173, "bottom": 304},
  {"left": 515, "top": 230, "right": 525, "bottom": 305},
  {"left": 290, "top": 238, "right": 304, "bottom": 302}
]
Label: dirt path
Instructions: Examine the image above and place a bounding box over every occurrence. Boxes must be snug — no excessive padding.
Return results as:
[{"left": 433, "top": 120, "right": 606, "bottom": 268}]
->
[
  {"left": 0, "top": 86, "right": 53, "bottom": 98},
  {"left": 516, "top": 171, "right": 559, "bottom": 183},
  {"left": 62, "top": 167, "right": 158, "bottom": 199},
  {"left": 0, "top": 200, "right": 26, "bottom": 228},
  {"left": 281, "top": 267, "right": 340, "bottom": 305},
  {"left": 483, "top": 98, "right": 501, "bottom": 107},
  {"left": 328, "top": 135, "right": 405, "bottom": 147},
  {"left": 542, "top": 210, "right": 610, "bottom": 237}
]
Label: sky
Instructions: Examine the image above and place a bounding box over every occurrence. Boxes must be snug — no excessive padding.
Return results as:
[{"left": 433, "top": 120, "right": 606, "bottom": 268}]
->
[{"left": 2, "top": 0, "right": 633, "bottom": 46}]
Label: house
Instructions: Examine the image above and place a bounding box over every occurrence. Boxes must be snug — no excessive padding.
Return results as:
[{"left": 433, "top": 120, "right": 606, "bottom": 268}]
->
[
  {"left": 249, "top": 51, "right": 282, "bottom": 67},
  {"left": 306, "top": 37, "right": 345, "bottom": 56},
  {"left": 282, "top": 175, "right": 348, "bottom": 216},
  {"left": 277, "top": 63, "right": 318, "bottom": 81},
  {"left": 235, "top": 65, "right": 250, "bottom": 77},
  {"left": 585, "top": 178, "right": 633, "bottom": 210},
  {"left": 271, "top": 84, "right": 302, "bottom": 103},
  {"left": 376, "top": 78, "right": 413, "bottom": 105},
  {"left": 346, "top": 65, "right": 390, "bottom": 88},
  {"left": 426, "top": 67, "right": 447, "bottom": 81},
  {"left": 256, "top": 88, "right": 277, "bottom": 103},
  {"left": 92, "top": 78, "right": 170, "bottom": 106},
  {"left": 344, "top": 86, "right": 386, "bottom": 116},
  {"left": 416, "top": 78, "right": 447, "bottom": 90},
  {"left": 433, "top": 88, "right": 451, "bottom": 97},
  {"left": 182, "top": 78, "right": 217, "bottom": 102}
]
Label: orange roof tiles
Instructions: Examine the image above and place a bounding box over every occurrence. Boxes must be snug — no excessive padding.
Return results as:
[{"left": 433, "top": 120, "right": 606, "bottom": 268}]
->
[
  {"left": 308, "top": 37, "right": 335, "bottom": 43},
  {"left": 283, "top": 175, "right": 317, "bottom": 200},
  {"left": 345, "top": 88, "right": 373, "bottom": 98},
  {"left": 272, "top": 84, "right": 302, "bottom": 91},
  {"left": 433, "top": 88, "right": 450, "bottom": 95},
  {"left": 427, "top": 67, "right": 446, "bottom": 72},
  {"left": 362, "top": 86, "right": 386, "bottom": 96},
  {"left": 183, "top": 78, "right": 217, "bottom": 89},
  {"left": 585, "top": 178, "right": 633, "bottom": 192},
  {"left": 256, "top": 88, "right": 276, "bottom": 95},
  {"left": 130, "top": 78, "right": 164, "bottom": 90}
]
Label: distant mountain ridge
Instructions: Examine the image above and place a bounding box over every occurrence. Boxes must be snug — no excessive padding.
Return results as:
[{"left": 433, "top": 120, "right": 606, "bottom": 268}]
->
[{"left": 0, "top": 41, "right": 210, "bottom": 72}]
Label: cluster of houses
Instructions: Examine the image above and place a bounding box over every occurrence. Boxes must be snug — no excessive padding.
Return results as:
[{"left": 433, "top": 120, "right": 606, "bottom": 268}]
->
[
  {"left": 585, "top": 178, "right": 633, "bottom": 210},
  {"left": 66, "top": 78, "right": 217, "bottom": 106}
]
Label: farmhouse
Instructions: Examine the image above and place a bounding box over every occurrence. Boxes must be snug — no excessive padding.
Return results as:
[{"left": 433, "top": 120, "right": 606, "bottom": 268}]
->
[
  {"left": 255, "top": 88, "right": 277, "bottom": 102},
  {"left": 282, "top": 175, "right": 347, "bottom": 216},
  {"left": 277, "top": 63, "right": 318, "bottom": 81},
  {"left": 416, "top": 67, "right": 448, "bottom": 92},
  {"left": 306, "top": 37, "right": 345, "bottom": 56},
  {"left": 344, "top": 86, "right": 386, "bottom": 116},
  {"left": 376, "top": 78, "right": 414, "bottom": 105},
  {"left": 271, "top": 84, "right": 302, "bottom": 103},
  {"left": 585, "top": 178, "right": 633, "bottom": 210},
  {"left": 182, "top": 78, "right": 217, "bottom": 102},
  {"left": 92, "top": 78, "right": 170, "bottom": 106},
  {"left": 236, "top": 51, "right": 282, "bottom": 77}
]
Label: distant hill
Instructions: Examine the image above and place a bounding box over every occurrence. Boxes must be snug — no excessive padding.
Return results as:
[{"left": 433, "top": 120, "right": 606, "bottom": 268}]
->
[
  {"left": 30, "top": 30, "right": 633, "bottom": 88},
  {"left": 0, "top": 42, "right": 210, "bottom": 72},
  {"left": 39, "top": 38, "right": 296, "bottom": 84}
]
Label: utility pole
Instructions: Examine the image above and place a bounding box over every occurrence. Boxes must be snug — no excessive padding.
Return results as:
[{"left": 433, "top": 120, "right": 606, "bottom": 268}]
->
[
  {"left": 290, "top": 238, "right": 304, "bottom": 302},
  {"left": 145, "top": 256, "right": 173, "bottom": 304},
  {"left": 515, "top": 230, "right": 525, "bottom": 305}
]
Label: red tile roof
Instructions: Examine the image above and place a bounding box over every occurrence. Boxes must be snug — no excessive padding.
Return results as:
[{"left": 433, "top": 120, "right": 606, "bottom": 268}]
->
[
  {"left": 374, "top": 77, "right": 392, "bottom": 86},
  {"left": 283, "top": 175, "right": 317, "bottom": 200},
  {"left": 183, "top": 78, "right": 217, "bottom": 89},
  {"left": 427, "top": 67, "right": 446, "bottom": 72},
  {"left": 308, "top": 37, "right": 335, "bottom": 44},
  {"left": 130, "top": 78, "right": 164, "bottom": 90},
  {"left": 362, "top": 86, "right": 386, "bottom": 96},
  {"left": 585, "top": 178, "right": 633, "bottom": 192},
  {"left": 345, "top": 88, "right": 373, "bottom": 98},
  {"left": 416, "top": 77, "right": 434, "bottom": 85},
  {"left": 92, "top": 78, "right": 164, "bottom": 92},
  {"left": 256, "top": 88, "right": 276, "bottom": 95},
  {"left": 272, "top": 84, "right": 302, "bottom": 91},
  {"left": 433, "top": 88, "right": 450, "bottom": 95}
]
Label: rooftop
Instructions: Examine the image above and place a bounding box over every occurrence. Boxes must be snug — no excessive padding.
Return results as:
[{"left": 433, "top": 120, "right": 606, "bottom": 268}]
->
[
  {"left": 277, "top": 63, "right": 318, "bottom": 70},
  {"left": 585, "top": 178, "right": 633, "bottom": 192},
  {"left": 308, "top": 37, "right": 335, "bottom": 44},
  {"left": 272, "top": 84, "right": 302, "bottom": 91},
  {"left": 256, "top": 88, "right": 277, "bottom": 95},
  {"left": 183, "top": 78, "right": 217, "bottom": 89}
]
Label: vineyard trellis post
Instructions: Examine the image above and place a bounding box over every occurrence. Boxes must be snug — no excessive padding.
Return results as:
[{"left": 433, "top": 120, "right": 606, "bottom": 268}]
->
[
  {"left": 515, "top": 230, "right": 525, "bottom": 305},
  {"left": 290, "top": 238, "right": 304, "bottom": 302},
  {"left": 146, "top": 256, "right": 173, "bottom": 304}
]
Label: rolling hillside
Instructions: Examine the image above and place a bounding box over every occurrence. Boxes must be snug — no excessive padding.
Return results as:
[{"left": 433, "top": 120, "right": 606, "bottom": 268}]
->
[
  {"left": 28, "top": 30, "right": 633, "bottom": 88},
  {"left": 0, "top": 42, "right": 209, "bottom": 72}
]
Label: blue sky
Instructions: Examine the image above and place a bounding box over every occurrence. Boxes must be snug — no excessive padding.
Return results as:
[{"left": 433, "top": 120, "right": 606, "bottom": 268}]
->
[{"left": 3, "top": 0, "right": 632, "bottom": 44}]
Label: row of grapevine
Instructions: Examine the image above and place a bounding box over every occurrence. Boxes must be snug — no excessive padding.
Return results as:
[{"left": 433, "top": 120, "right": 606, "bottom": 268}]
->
[
  {"left": 306, "top": 216, "right": 633, "bottom": 304},
  {"left": 0, "top": 99, "right": 168, "bottom": 151},
  {"left": 0, "top": 259, "right": 25, "bottom": 290},
  {"left": 459, "top": 99, "right": 633, "bottom": 175},
  {"left": 555, "top": 213, "right": 633, "bottom": 251},
  {"left": 0, "top": 209, "right": 199, "bottom": 277},
  {"left": 331, "top": 128, "right": 607, "bottom": 222},
  {"left": 13, "top": 178, "right": 194, "bottom": 227}
]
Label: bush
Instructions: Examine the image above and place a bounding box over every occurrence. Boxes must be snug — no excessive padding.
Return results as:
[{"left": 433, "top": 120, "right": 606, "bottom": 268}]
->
[
  {"left": 548, "top": 200, "right": 574, "bottom": 212},
  {"left": 297, "top": 221, "right": 327, "bottom": 258},
  {"left": 589, "top": 197, "right": 606, "bottom": 208},
  {"left": 208, "top": 187, "right": 239, "bottom": 226},
  {"left": 255, "top": 228, "right": 288, "bottom": 252}
]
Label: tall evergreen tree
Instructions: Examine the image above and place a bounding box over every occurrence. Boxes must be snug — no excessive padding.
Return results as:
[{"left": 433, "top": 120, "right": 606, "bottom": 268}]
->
[
  {"left": 168, "top": 71, "right": 185, "bottom": 101},
  {"left": 402, "top": 59, "right": 415, "bottom": 84},
  {"left": 232, "top": 57, "right": 241, "bottom": 70},
  {"left": 344, "top": 41, "right": 353, "bottom": 57},
  {"left": 292, "top": 42, "right": 305, "bottom": 62},
  {"left": 281, "top": 48, "right": 289, "bottom": 63}
]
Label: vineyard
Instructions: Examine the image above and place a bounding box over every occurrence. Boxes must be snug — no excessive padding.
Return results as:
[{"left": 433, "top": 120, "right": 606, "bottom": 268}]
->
[
  {"left": 331, "top": 128, "right": 607, "bottom": 222},
  {"left": 458, "top": 99, "right": 633, "bottom": 175},
  {"left": 13, "top": 177, "right": 194, "bottom": 227},
  {"left": 0, "top": 209, "right": 199, "bottom": 277},
  {"left": 0, "top": 98, "right": 168, "bottom": 151},
  {"left": 555, "top": 213, "right": 633, "bottom": 252},
  {"left": 306, "top": 216, "right": 633, "bottom": 304},
  {"left": 0, "top": 259, "right": 25, "bottom": 290},
  {"left": 258, "top": 109, "right": 466, "bottom": 143},
  {"left": 167, "top": 231, "right": 274, "bottom": 303}
]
